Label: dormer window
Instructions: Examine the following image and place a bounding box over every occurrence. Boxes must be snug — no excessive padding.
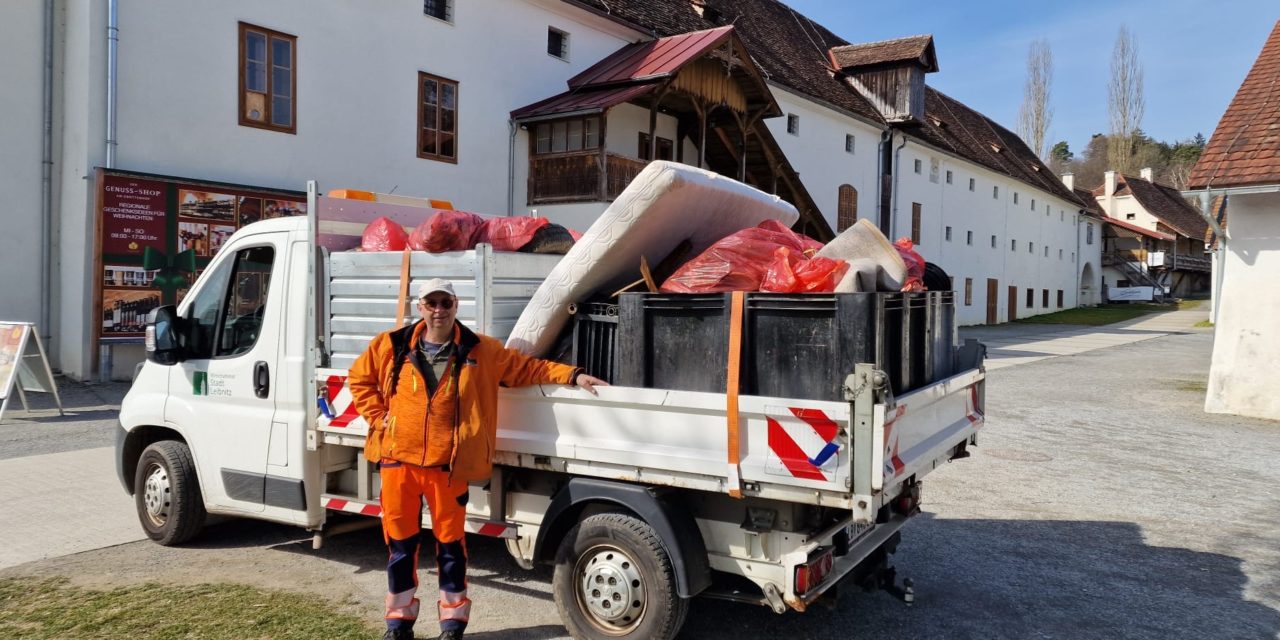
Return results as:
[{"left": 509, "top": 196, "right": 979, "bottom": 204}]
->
[{"left": 990, "top": 143, "right": 1002, "bottom": 153}]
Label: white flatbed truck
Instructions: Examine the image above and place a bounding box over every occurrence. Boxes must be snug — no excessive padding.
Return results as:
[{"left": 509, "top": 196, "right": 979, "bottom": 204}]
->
[{"left": 116, "top": 181, "right": 986, "bottom": 639}]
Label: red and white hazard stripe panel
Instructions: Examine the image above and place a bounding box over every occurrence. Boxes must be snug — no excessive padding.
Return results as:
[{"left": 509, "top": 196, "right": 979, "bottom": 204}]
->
[
  {"left": 882, "top": 404, "right": 907, "bottom": 479},
  {"left": 764, "top": 407, "right": 842, "bottom": 482},
  {"left": 321, "top": 496, "right": 518, "bottom": 539},
  {"left": 318, "top": 373, "right": 366, "bottom": 430}
]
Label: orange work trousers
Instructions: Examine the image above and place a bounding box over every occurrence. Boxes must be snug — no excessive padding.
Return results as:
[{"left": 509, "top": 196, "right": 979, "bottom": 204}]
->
[{"left": 379, "top": 460, "right": 471, "bottom": 635}]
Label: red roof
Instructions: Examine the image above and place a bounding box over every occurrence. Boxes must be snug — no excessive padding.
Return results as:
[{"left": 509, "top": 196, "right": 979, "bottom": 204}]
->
[
  {"left": 1189, "top": 20, "right": 1280, "bottom": 189},
  {"left": 510, "top": 84, "right": 657, "bottom": 121},
  {"left": 567, "top": 26, "right": 734, "bottom": 89},
  {"left": 1102, "top": 216, "right": 1175, "bottom": 241}
]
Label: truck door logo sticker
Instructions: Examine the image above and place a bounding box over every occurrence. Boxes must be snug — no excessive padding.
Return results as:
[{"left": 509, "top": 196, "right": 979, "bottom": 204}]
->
[
  {"left": 765, "top": 407, "right": 840, "bottom": 482},
  {"left": 192, "top": 371, "right": 208, "bottom": 396},
  {"left": 322, "top": 375, "right": 362, "bottom": 427}
]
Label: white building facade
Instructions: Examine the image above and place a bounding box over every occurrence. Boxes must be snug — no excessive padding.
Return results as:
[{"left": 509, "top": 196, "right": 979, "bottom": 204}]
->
[{"left": 3, "top": 0, "right": 1094, "bottom": 380}]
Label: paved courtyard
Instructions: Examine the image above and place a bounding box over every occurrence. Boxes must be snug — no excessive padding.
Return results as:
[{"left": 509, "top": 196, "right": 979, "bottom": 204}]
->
[{"left": 3, "top": 308, "right": 1277, "bottom": 639}]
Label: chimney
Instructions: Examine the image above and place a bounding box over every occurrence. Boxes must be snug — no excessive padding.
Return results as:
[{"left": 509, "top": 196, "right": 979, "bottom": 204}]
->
[
  {"left": 1061, "top": 173, "right": 1074, "bottom": 191},
  {"left": 1139, "top": 167, "right": 1154, "bottom": 182},
  {"left": 829, "top": 35, "right": 938, "bottom": 123},
  {"left": 1104, "top": 171, "right": 1117, "bottom": 197}
]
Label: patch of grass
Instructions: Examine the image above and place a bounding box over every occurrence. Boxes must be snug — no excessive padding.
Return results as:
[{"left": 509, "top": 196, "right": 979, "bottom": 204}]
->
[
  {"left": 1195, "top": 320, "right": 1214, "bottom": 328},
  {"left": 1016, "top": 300, "right": 1198, "bottom": 326},
  {"left": 0, "top": 577, "right": 372, "bottom": 640},
  {"left": 1016, "top": 305, "right": 1155, "bottom": 326},
  {"left": 1174, "top": 380, "right": 1208, "bottom": 393}
]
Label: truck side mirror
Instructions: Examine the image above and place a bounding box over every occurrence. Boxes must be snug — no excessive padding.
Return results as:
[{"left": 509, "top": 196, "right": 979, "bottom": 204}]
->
[{"left": 146, "top": 305, "right": 185, "bottom": 365}]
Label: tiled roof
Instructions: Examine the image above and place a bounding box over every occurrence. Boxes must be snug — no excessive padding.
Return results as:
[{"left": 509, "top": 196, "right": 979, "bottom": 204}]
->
[
  {"left": 1120, "top": 175, "right": 1210, "bottom": 240},
  {"left": 1102, "top": 216, "right": 1175, "bottom": 241},
  {"left": 1188, "top": 20, "right": 1280, "bottom": 189},
  {"left": 1074, "top": 187, "right": 1105, "bottom": 217},
  {"left": 828, "top": 35, "right": 938, "bottom": 72},
  {"left": 567, "top": 0, "right": 1084, "bottom": 208},
  {"left": 908, "top": 89, "right": 1082, "bottom": 204}
]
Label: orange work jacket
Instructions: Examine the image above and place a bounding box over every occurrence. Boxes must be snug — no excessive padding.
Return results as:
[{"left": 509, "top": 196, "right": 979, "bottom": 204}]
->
[{"left": 347, "top": 320, "right": 579, "bottom": 482}]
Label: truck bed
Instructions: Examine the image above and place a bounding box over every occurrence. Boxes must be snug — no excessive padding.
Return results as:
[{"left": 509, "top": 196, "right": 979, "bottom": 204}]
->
[{"left": 317, "top": 361, "right": 984, "bottom": 519}]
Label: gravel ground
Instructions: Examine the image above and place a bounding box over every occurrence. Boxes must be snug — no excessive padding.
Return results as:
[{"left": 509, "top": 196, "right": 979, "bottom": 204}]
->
[
  {"left": 3, "top": 331, "right": 1278, "bottom": 639},
  {"left": 0, "top": 380, "right": 126, "bottom": 460}
]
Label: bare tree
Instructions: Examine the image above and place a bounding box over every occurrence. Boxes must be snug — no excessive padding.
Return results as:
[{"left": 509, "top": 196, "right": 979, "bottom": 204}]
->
[
  {"left": 1107, "top": 26, "right": 1145, "bottom": 173},
  {"left": 1017, "top": 39, "right": 1053, "bottom": 160}
]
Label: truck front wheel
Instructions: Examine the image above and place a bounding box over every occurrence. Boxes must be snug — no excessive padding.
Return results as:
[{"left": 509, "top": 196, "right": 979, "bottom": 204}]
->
[
  {"left": 133, "top": 440, "right": 206, "bottom": 545},
  {"left": 552, "top": 512, "right": 688, "bottom": 640}
]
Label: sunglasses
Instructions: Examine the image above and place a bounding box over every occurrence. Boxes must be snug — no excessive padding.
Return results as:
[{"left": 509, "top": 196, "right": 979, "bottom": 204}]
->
[{"left": 419, "top": 296, "right": 455, "bottom": 310}]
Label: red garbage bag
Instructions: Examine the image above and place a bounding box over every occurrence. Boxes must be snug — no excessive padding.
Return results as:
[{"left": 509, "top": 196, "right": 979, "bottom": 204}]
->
[
  {"left": 475, "top": 216, "right": 549, "bottom": 252},
  {"left": 762, "top": 246, "right": 850, "bottom": 293},
  {"left": 360, "top": 216, "right": 409, "bottom": 252},
  {"left": 409, "top": 210, "right": 486, "bottom": 253},
  {"left": 894, "top": 238, "right": 926, "bottom": 292},
  {"left": 660, "top": 220, "right": 834, "bottom": 293}
]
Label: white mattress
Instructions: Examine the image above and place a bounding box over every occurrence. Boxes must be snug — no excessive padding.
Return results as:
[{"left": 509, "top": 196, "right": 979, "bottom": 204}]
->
[{"left": 506, "top": 161, "right": 799, "bottom": 356}]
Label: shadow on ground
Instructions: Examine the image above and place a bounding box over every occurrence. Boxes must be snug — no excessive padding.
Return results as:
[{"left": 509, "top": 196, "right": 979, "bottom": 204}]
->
[{"left": 173, "top": 511, "right": 1280, "bottom": 639}]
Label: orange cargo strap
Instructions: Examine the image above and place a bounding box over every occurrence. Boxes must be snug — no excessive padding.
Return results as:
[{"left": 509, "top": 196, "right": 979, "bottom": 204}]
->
[
  {"left": 726, "top": 291, "right": 745, "bottom": 498},
  {"left": 395, "top": 249, "right": 412, "bottom": 327}
]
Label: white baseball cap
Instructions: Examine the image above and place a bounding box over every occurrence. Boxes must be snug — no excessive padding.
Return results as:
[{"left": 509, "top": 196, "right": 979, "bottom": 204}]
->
[{"left": 417, "top": 278, "right": 456, "bottom": 299}]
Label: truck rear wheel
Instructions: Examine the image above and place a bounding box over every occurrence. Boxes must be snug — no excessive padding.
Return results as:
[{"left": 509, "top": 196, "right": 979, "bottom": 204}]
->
[
  {"left": 552, "top": 512, "right": 688, "bottom": 640},
  {"left": 134, "top": 440, "right": 206, "bottom": 546}
]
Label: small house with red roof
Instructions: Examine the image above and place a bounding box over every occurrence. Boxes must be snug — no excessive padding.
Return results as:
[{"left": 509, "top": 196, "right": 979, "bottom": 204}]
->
[{"left": 1185, "top": 19, "right": 1280, "bottom": 420}]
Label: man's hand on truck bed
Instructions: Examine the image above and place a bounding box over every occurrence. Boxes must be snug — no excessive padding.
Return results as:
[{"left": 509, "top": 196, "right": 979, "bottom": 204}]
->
[{"left": 574, "top": 374, "right": 609, "bottom": 395}]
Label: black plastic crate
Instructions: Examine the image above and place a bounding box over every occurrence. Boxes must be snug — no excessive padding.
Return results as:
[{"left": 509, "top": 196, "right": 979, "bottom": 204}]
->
[
  {"left": 616, "top": 292, "right": 956, "bottom": 400},
  {"left": 569, "top": 302, "right": 619, "bottom": 384}
]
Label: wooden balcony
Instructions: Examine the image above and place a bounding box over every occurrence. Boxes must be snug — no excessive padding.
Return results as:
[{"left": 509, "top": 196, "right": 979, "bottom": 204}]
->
[
  {"left": 1171, "top": 254, "right": 1212, "bottom": 273},
  {"left": 528, "top": 152, "right": 649, "bottom": 205}
]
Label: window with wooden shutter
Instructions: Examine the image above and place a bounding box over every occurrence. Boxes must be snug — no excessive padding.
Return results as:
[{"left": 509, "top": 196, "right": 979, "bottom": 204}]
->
[
  {"left": 239, "top": 23, "right": 296, "bottom": 134},
  {"left": 837, "top": 184, "right": 857, "bottom": 232},
  {"left": 911, "top": 202, "right": 922, "bottom": 245},
  {"left": 419, "top": 72, "right": 459, "bottom": 163}
]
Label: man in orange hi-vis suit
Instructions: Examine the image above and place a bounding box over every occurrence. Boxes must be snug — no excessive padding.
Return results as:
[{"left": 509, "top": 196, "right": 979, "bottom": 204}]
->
[{"left": 348, "top": 278, "right": 606, "bottom": 640}]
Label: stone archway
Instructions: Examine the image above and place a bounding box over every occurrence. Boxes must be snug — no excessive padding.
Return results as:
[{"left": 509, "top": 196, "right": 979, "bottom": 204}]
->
[{"left": 1080, "top": 262, "right": 1096, "bottom": 306}]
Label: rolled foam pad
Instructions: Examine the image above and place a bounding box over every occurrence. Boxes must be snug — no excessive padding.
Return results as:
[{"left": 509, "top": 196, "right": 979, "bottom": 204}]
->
[
  {"left": 506, "top": 161, "right": 799, "bottom": 356},
  {"left": 833, "top": 258, "right": 881, "bottom": 293},
  {"left": 816, "top": 218, "right": 907, "bottom": 291}
]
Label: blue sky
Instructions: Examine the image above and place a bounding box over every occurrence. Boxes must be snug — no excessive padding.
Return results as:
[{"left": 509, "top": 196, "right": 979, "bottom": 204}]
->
[{"left": 786, "top": 0, "right": 1277, "bottom": 159}]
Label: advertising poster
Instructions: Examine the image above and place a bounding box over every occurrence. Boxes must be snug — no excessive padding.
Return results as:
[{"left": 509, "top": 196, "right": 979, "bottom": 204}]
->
[
  {"left": 0, "top": 324, "right": 29, "bottom": 400},
  {"left": 95, "top": 169, "right": 305, "bottom": 347}
]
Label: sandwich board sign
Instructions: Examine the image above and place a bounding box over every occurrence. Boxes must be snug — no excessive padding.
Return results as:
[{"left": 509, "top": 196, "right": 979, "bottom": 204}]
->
[{"left": 0, "top": 322, "right": 63, "bottom": 423}]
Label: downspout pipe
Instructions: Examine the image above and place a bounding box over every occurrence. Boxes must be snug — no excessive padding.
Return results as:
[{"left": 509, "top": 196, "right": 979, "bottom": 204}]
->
[
  {"left": 1075, "top": 212, "right": 1083, "bottom": 305},
  {"left": 888, "top": 134, "right": 907, "bottom": 240},
  {"left": 1196, "top": 189, "right": 1227, "bottom": 324},
  {"left": 106, "top": 0, "right": 119, "bottom": 168},
  {"left": 506, "top": 119, "right": 517, "bottom": 216},
  {"left": 100, "top": 0, "right": 119, "bottom": 382},
  {"left": 41, "top": 0, "right": 54, "bottom": 339},
  {"left": 875, "top": 128, "right": 890, "bottom": 230}
]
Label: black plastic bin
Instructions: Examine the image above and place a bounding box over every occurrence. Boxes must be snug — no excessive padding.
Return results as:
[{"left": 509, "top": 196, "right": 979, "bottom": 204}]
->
[
  {"left": 569, "top": 302, "right": 619, "bottom": 384},
  {"left": 617, "top": 292, "right": 954, "bottom": 400}
]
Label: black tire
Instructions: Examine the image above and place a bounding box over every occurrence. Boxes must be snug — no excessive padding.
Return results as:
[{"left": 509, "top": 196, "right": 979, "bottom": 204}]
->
[
  {"left": 552, "top": 512, "right": 689, "bottom": 640},
  {"left": 133, "top": 440, "right": 206, "bottom": 545}
]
